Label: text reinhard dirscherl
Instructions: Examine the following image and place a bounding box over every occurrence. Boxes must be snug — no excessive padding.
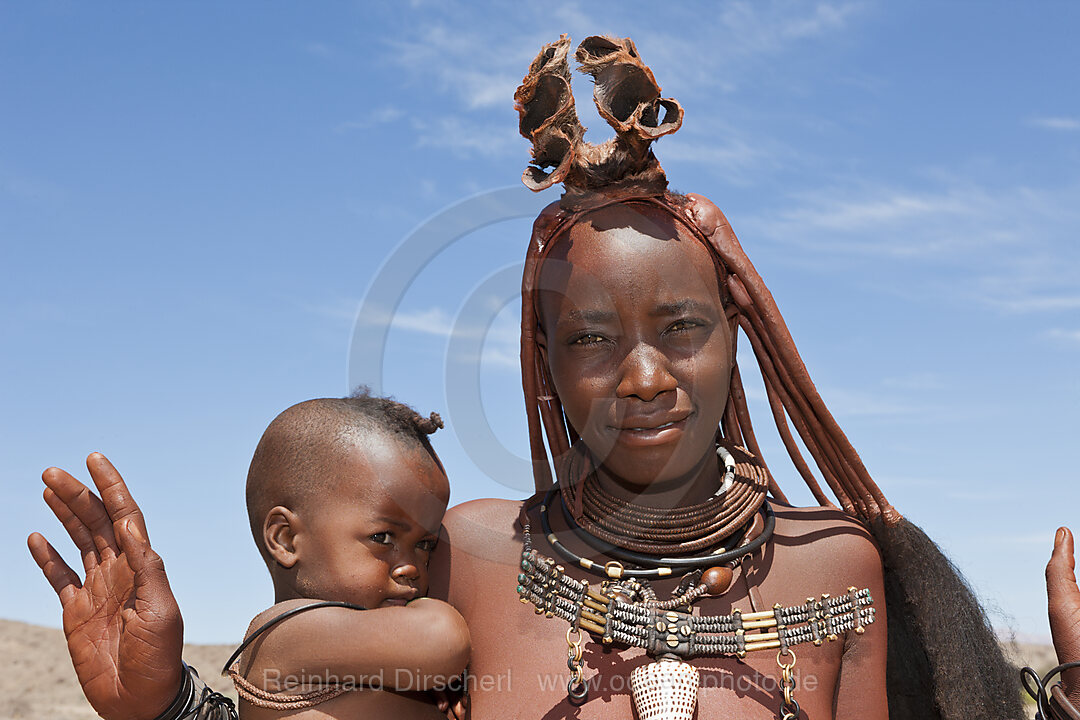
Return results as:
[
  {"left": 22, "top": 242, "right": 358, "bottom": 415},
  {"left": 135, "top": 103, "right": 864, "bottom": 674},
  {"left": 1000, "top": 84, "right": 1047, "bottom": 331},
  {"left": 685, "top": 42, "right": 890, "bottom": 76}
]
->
[{"left": 260, "top": 667, "right": 817, "bottom": 695}]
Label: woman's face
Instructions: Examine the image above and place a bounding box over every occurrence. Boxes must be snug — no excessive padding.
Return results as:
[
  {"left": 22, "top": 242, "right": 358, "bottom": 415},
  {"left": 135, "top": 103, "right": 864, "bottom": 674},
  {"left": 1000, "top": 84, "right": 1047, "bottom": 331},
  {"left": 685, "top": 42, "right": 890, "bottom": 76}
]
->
[{"left": 537, "top": 204, "right": 732, "bottom": 491}]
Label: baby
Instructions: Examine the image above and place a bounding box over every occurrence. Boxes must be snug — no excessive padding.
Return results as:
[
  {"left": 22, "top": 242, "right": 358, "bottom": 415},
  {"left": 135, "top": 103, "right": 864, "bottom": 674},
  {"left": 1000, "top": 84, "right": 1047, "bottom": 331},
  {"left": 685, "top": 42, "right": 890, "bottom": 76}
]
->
[{"left": 227, "top": 390, "right": 470, "bottom": 720}]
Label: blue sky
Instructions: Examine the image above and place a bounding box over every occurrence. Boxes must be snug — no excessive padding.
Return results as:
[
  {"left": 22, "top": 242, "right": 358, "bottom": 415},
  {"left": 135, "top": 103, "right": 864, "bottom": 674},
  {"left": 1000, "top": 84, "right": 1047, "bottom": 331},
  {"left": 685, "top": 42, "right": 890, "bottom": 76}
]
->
[{"left": 3, "top": 1, "right": 1078, "bottom": 643}]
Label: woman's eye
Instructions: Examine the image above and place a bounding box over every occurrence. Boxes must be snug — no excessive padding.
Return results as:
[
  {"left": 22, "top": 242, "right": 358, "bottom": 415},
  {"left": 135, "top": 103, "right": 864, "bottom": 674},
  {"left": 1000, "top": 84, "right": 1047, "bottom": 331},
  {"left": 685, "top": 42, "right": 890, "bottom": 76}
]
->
[
  {"left": 571, "top": 333, "right": 606, "bottom": 346},
  {"left": 370, "top": 532, "right": 393, "bottom": 545},
  {"left": 668, "top": 319, "right": 700, "bottom": 333}
]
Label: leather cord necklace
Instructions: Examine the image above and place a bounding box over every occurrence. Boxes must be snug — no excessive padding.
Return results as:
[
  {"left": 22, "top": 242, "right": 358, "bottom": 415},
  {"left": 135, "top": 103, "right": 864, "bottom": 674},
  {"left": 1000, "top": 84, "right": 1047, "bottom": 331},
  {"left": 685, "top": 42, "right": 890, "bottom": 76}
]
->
[
  {"left": 570, "top": 444, "right": 769, "bottom": 555},
  {"left": 542, "top": 484, "right": 775, "bottom": 578}
]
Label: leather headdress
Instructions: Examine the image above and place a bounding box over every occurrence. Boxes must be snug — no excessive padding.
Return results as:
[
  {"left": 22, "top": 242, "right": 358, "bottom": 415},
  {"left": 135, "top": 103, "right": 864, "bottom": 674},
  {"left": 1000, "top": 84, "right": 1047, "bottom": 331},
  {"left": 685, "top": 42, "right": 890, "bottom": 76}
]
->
[{"left": 516, "top": 34, "right": 900, "bottom": 527}]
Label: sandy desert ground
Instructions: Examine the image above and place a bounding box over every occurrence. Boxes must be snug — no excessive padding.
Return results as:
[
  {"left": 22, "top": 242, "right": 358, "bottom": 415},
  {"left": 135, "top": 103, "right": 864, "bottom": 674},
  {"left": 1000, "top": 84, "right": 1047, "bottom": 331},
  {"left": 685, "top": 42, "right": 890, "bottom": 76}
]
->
[
  {"left": 0, "top": 618, "right": 1059, "bottom": 719},
  {"left": 0, "top": 619, "right": 236, "bottom": 720}
]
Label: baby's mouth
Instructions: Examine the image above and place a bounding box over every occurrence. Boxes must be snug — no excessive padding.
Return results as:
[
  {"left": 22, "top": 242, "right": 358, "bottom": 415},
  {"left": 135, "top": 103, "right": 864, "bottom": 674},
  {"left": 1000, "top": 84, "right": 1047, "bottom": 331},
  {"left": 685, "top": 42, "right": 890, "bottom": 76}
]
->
[{"left": 382, "top": 587, "right": 421, "bottom": 607}]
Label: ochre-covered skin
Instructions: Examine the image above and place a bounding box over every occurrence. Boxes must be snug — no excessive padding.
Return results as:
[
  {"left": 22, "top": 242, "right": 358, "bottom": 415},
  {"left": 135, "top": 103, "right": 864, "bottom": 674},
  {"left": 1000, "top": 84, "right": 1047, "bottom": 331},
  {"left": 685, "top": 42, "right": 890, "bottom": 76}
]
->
[
  {"left": 429, "top": 197, "right": 889, "bottom": 719},
  {"left": 432, "top": 500, "right": 887, "bottom": 719},
  {"left": 507, "top": 35, "right": 1024, "bottom": 720}
]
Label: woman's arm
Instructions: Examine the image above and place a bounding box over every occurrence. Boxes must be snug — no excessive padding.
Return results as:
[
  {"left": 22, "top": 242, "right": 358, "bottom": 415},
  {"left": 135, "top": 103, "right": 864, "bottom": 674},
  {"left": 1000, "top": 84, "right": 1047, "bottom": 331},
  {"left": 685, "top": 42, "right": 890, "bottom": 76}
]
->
[
  {"left": 238, "top": 598, "right": 471, "bottom": 692},
  {"left": 27, "top": 453, "right": 187, "bottom": 720},
  {"left": 832, "top": 528, "right": 889, "bottom": 720}
]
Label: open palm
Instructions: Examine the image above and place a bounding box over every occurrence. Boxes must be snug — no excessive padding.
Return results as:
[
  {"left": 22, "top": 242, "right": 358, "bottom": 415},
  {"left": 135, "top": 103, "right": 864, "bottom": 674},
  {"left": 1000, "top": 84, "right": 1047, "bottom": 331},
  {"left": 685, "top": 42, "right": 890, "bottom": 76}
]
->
[{"left": 28, "top": 453, "right": 185, "bottom": 720}]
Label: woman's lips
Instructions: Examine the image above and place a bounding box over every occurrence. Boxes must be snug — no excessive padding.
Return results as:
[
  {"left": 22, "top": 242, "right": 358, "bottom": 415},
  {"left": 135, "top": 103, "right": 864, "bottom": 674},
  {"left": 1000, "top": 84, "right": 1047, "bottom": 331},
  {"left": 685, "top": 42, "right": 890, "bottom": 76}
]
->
[{"left": 612, "top": 416, "right": 689, "bottom": 447}]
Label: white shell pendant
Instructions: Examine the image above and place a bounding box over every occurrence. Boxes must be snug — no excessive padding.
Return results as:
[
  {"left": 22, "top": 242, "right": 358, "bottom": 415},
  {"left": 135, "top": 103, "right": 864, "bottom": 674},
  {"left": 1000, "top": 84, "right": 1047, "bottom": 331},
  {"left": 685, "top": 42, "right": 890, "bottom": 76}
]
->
[{"left": 630, "top": 657, "right": 700, "bottom": 720}]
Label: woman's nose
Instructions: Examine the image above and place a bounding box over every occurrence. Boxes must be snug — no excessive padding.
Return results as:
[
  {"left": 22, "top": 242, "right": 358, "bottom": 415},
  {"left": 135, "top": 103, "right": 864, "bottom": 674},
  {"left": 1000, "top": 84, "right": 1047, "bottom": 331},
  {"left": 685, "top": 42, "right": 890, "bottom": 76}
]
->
[{"left": 616, "top": 342, "right": 677, "bottom": 402}]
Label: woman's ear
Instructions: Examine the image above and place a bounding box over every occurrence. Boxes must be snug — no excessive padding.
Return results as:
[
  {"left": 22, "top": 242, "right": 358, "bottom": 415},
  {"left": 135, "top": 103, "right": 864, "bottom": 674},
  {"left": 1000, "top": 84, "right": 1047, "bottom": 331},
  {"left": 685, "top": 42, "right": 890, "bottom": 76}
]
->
[{"left": 263, "top": 506, "right": 302, "bottom": 569}]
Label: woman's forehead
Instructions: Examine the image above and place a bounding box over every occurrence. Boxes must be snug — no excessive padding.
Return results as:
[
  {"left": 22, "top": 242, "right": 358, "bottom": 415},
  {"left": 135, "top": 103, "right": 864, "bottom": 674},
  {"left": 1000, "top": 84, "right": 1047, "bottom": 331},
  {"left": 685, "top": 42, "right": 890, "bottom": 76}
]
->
[{"left": 537, "top": 213, "right": 721, "bottom": 322}]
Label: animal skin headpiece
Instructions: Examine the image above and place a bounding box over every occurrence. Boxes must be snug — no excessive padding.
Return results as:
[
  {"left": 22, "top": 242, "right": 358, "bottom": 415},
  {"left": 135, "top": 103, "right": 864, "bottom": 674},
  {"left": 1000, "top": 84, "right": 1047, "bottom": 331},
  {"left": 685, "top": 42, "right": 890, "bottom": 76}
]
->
[{"left": 516, "top": 34, "right": 901, "bottom": 527}]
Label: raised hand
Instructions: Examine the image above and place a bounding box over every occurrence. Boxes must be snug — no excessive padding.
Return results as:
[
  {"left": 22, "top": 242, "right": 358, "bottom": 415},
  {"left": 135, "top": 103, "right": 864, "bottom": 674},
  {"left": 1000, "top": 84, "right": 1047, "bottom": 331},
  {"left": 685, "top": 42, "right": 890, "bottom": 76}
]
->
[
  {"left": 1047, "top": 526, "right": 1080, "bottom": 706},
  {"left": 27, "top": 452, "right": 185, "bottom": 720}
]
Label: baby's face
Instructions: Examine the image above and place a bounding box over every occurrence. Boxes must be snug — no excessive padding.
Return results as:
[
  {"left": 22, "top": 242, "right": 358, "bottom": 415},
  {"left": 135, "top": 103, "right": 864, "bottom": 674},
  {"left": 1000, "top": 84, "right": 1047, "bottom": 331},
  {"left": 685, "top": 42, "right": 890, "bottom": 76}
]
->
[{"left": 293, "top": 439, "right": 449, "bottom": 608}]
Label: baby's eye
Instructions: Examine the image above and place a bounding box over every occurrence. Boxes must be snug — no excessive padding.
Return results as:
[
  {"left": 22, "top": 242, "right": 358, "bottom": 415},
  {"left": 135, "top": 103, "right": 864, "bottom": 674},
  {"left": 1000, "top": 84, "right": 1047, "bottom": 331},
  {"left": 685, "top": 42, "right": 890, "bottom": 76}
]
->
[
  {"left": 417, "top": 537, "right": 438, "bottom": 552},
  {"left": 369, "top": 532, "right": 393, "bottom": 545}
]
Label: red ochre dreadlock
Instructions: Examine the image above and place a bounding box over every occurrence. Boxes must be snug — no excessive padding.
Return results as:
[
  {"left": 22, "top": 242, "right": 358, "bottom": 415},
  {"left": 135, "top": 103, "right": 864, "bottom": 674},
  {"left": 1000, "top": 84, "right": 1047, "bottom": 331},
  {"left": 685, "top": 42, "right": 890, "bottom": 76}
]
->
[{"left": 516, "top": 34, "right": 1022, "bottom": 720}]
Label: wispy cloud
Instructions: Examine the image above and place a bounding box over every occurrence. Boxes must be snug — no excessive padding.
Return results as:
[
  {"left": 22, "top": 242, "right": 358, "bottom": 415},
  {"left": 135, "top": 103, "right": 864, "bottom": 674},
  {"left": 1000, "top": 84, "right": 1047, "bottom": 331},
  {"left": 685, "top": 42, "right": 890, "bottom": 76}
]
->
[
  {"left": 816, "top": 386, "right": 922, "bottom": 418},
  {"left": 2, "top": 170, "right": 65, "bottom": 206},
  {"left": 305, "top": 42, "right": 337, "bottom": 60},
  {"left": 660, "top": 133, "right": 779, "bottom": 185},
  {"left": 411, "top": 116, "right": 519, "bottom": 159},
  {"left": 628, "top": 1, "right": 866, "bottom": 95},
  {"left": 742, "top": 182, "right": 1010, "bottom": 257},
  {"left": 1028, "top": 116, "right": 1080, "bottom": 131},
  {"left": 1046, "top": 328, "right": 1080, "bottom": 343},
  {"left": 714, "top": 1, "right": 863, "bottom": 56},
  {"left": 968, "top": 531, "right": 1058, "bottom": 546},
  {"left": 349, "top": 304, "right": 523, "bottom": 369},
  {"left": 335, "top": 106, "right": 404, "bottom": 133},
  {"left": 380, "top": 0, "right": 866, "bottom": 165},
  {"left": 882, "top": 373, "right": 944, "bottom": 391},
  {"left": 384, "top": 23, "right": 528, "bottom": 112},
  {"left": 744, "top": 178, "right": 1080, "bottom": 290},
  {"left": 353, "top": 306, "right": 474, "bottom": 337},
  {"left": 984, "top": 296, "right": 1080, "bottom": 314}
]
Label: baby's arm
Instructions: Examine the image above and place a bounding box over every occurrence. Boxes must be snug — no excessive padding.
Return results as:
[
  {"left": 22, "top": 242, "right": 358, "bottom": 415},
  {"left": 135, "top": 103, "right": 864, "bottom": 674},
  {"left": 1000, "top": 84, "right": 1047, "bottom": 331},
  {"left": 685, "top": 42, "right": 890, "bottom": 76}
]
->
[{"left": 238, "top": 598, "right": 470, "bottom": 692}]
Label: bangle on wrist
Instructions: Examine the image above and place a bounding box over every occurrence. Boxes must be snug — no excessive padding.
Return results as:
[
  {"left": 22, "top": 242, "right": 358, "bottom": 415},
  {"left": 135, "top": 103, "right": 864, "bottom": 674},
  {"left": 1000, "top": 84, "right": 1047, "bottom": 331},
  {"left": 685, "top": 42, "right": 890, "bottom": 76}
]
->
[
  {"left": 1023, "top": 662, "right": 1080, "bottom": 720},
  {"left": 151, "top": 662, "right": 195, "bottom": 720},
  {"left": 1050, "top": 683, "right": 1080, "bottom": 720}
]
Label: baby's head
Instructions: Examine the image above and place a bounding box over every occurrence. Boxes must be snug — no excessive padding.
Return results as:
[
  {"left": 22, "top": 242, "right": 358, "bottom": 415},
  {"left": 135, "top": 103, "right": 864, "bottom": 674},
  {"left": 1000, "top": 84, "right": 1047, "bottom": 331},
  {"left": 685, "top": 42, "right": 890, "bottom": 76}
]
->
[{"left": 246, "top": 389, "right": 449, "bottom": 608}]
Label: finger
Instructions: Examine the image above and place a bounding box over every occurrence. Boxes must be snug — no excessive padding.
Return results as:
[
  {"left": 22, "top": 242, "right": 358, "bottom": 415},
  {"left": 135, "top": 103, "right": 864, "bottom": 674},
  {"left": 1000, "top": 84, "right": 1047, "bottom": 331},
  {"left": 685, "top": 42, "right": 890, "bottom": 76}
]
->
[
  {"left": 1048, "top": 527, "right": 1080, "bottom": 694},
  {"left": 86, "top": 452, "right": 151, "bottom": 543},
  {"left": 43, "top": 486, "right": 100, "bottom": 572},
  {"left": 1048, "top": 527, "right": 1079, "bottom": 613},
  {"left": 27, "top": 532, "right": 82, "bottom": 605},
  {"left": 43, "top": 465, "right": 119, "bottom": 561},
  {"left": 1050, "top": 526, "right": 1076, "bottom": 574},
  {"left": 116, "top": 518, "right": 182, "bottom": 620}
]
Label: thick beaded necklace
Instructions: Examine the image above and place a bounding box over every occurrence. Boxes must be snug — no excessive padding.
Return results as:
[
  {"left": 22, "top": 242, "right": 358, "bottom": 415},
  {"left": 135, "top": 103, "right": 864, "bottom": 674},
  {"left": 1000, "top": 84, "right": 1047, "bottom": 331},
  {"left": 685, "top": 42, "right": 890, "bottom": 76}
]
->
[{"left": 517, "top": 482, "right": 877, "bottom": 720}]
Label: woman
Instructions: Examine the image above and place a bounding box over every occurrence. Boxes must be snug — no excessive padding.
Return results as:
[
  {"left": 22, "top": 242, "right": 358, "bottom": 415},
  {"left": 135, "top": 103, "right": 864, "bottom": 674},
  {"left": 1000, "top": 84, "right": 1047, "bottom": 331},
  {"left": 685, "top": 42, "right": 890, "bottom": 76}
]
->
[{"left": 29, "top": 35, "right": 1021, "bottom": 720}]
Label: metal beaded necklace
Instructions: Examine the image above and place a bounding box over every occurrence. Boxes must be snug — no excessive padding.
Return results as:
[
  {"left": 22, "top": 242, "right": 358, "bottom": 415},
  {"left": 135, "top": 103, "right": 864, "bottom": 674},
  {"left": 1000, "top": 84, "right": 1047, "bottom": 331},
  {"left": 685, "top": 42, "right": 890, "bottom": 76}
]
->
[{"left": 517, "top": 448, "right": 877, "bottom": 720}]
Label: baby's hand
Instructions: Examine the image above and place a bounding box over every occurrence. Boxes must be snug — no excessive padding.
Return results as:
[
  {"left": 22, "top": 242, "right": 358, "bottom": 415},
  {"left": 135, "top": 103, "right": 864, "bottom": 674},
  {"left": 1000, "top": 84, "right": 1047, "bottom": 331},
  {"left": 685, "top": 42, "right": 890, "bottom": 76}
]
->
[{"left": 433, "top": 685, "right": 468, "bottom": 720}]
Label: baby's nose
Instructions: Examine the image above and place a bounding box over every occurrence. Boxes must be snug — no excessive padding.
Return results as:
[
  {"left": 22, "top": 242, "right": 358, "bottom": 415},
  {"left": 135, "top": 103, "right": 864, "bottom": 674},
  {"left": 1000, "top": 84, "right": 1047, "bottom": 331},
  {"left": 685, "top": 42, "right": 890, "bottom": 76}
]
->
[{"left": 392, "top": 560, "right": 421, "bottom": 582}]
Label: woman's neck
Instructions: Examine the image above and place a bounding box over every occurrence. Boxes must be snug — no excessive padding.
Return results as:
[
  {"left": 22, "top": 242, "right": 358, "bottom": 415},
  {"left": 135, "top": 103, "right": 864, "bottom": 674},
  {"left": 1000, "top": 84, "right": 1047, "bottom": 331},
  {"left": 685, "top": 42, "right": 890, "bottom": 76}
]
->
[{"left": 592, "top": 450, "right": 720, "bottom": 510}]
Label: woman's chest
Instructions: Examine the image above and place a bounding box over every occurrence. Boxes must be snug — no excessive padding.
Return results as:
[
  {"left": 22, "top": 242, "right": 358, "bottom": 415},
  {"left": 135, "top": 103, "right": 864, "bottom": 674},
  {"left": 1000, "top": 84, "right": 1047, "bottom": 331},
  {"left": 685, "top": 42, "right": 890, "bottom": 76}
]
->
[{"left": 456, "top": 542, "right": 849, "bottom": 719}]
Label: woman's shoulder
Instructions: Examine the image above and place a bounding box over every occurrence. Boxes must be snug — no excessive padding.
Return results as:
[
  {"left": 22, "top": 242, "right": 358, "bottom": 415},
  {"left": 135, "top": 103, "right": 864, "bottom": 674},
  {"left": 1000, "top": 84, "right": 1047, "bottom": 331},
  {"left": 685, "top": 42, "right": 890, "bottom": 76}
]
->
[
  {"left": 444, "top": 493, "right": 555, "bottom": 541},
  {"left": 768, "top": 502, "right": 884, "bottom": 576},
  {"left": 442, "top": 496, "right": 530, "bottom": 560},
  {"left": 771, "top": 502, "right": 874, "bottom": 536},
  {"left": 445, "top": 496, "right": 527, "bottom": 525}
]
